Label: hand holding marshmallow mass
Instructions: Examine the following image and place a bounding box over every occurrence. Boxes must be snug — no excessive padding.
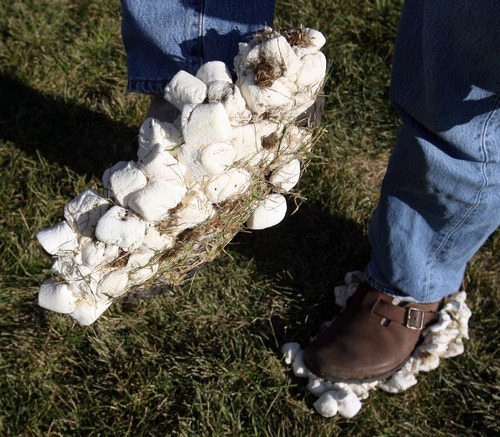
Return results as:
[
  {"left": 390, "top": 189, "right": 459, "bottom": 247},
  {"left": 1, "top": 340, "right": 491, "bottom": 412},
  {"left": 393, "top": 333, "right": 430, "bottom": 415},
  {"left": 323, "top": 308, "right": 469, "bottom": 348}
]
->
[{"left": 35, "top": 27, "right": 327, "bottom": 325}]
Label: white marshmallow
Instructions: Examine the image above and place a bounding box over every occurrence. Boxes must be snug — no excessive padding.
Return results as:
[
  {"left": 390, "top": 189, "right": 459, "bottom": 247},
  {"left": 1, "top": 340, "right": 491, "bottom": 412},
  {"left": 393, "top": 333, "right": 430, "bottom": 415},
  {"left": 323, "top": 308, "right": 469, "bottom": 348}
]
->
[
  {"left": 102, "top": 160, "right": 125, "bottom": 191},
  {"left": 304, "top": 28, "right": 326, "bottom": 50},
  {"left": 70, "top": 298, "right": 112, "bottom": 326},
  {"left": 96, "top": 269, "right": 129, "bottom": 299},
  {"left": 201, "top": 142, "right": 236, "bottom": 175},
  {"left": 64, "top": 189, "right": 110, "bottom": 237},
  {"left": 207, "top": 81, "right": 234, "bottom": 103},
  {"left": 334, "top": 284, "right": 355, "bottom": 309},
  {"left": 182, "top": 103, "right": 232, "bottom": 145},
  {"left": 230, "top": 124, "right": 262, "bottom": 162},
  {"left": 335, "top": 391, "right": 362, "bottom": 419},
  {"left": 52, "top": 256, "right": 80, "bottom": 281},
  {"left": 104, "top": 161, "right": 148, "bottom": 207},
  {"left": 246, "top": 193, "right": 287, "bottom": 230},
  {"left": 281, "top": 342, "right": 301, "bottom": 365},
  {"left": 128, "top": 179, "right": 187, "bottom": 222},
  {"left": 379, "top": 371, "right": 418, "bottom": 393},
  {"left": 38, "top": 279, "right": 78, "bottom": 314},
  {"left": 173, "top": 189, "right": 215, "bottom": 230},
  {"left": 219, "top": 86, "right": 251, "bottom": 124},
  {"left": 95, "top": 206, "right": 146, "bottom": 251},
  {"left": 279, "top": 125, "right": 311, "bottom": 156},
  {"left": 246, "top": 36, "right": 301, "bottom": 80},
  {"left": 163, "top": 70, "right": 207, "bottom": 110},
  {"left": 138, "top": 118, "right": 181, "bottom": 162},
  {"left": 126, "top": 249, "right": 158, "bottom": 283},
  {"left": 269, "top": 159, "right": 301, "bottom": 191},
  {"left": 442, "top": 339, "right": 464, "bottom": 358},
  {"left": 313, "top": 392, "right": 338, "bottom": 418},
  {"left": 205, "top": 168, "right": 251, "bottom": 204},
  {"left": 36, "top": 221, "right": 79, "bottom": 255},
  {"left": 344, "top": 270, "right": 365, "bottom": 285},
  {"left": 291, "top": 349, "right": 309, "bottom": 378},
  {"left": 79, "top": 240, "right": 118, "bottom": 267},
  {"left": 295, "top": 52, "right": 327, "bottom": 90},
  {"left": 307, "top": 378, "right": 328, "bottom": 397},
  {"left": 139, "top": 117, "right": 181, "bottom": 145},
  {"left": 196, "top": 61, "right": 232, "bottom": 84},
  {"left": 177, "top": 143, "right": 207, "bottom": 181},
  {"left": 142, "top": 225, "right": 175, "bottom": 252},
  {"left": 239, "top": 76, "right": 293, "bottom": 116}
]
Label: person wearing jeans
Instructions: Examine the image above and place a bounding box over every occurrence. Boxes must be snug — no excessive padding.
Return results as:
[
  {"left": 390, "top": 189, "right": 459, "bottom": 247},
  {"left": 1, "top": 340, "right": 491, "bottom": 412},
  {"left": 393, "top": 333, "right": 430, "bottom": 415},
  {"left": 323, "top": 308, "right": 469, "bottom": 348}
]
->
[{"left": 121, "top": 0, "right": 500, "bottom": 382}]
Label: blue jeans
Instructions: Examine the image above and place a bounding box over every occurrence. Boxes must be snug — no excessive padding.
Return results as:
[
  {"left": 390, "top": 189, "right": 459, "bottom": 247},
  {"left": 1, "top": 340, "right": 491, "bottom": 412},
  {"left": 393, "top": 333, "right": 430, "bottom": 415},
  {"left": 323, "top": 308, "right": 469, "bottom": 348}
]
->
[
  {"left": 121, "top": 0, "right": 276, "bottom": 94},
  {"left": 121, "top": 1, "right": 499, "bottom": 303},
  {"left": 366, "top": 0, "right": 500, "bottom": 302}
]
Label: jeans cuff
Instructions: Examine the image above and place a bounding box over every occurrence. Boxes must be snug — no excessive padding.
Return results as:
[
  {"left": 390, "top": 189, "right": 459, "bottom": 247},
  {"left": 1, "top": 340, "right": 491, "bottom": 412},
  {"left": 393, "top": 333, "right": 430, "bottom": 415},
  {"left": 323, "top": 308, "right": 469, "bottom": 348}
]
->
[
  {"left": 364, "top": 266, "right": 418, "bottom": 302},
  {"left": 127, "top": 79, "right": 170, "bottom": 95}
]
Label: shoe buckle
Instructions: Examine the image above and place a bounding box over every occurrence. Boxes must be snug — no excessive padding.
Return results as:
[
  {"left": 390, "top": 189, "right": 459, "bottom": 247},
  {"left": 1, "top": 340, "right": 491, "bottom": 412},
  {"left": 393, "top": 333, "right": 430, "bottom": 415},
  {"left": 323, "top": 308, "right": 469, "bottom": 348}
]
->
[{"left": 405, "top": 307, "right": 425, "bottom": 330}]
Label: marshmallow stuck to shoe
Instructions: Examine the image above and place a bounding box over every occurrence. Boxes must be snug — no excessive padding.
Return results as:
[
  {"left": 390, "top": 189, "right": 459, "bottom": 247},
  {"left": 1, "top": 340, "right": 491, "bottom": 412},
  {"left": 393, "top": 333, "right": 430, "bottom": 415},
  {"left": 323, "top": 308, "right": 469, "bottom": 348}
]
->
[
  {"left": 126, "top": 248, "right": 158, "bottom": 283},
  {"left": 246, "top": 193, "right": 287, "bottom": 230},
  {"left": 313, "top": 392, "right": 338, "bottom": 418},
  {"left": 38, "top": 279, "right": 78, "bottom": 314},
  {"left": 256, "top": 36, "right": 301, "bottom": 77},
  {"left": 138, "top": 145, "right": 186, "bottom": 184},
  {"left": 173, "top": 189, "right": 215, "bottom": 230},
  {"left": 64, "top": 189, "right": 110, "bottom": 237},
  {"left": 103, "top": 161, "right": 148, "bottom": 207},
  {"left": 79, "top": 240, "right": 119, "bottom": 268},
  {"left": 141, "top": 225, "right": 175, "bottom": 252},
  {"left": 139, "top": 117, "right": 181, "bottom": 148},
  {"left": 163, "top": 70, "right": 207, "bottom": 110},
  {"left": 36, "top": 221, "right": 79, "bottom": 255},
  {"left": 177, "top": 143, "right": 207, "bottom": 181},
  {"left": 70, "top": 298, "right": 112, "bottom": 326},
  {"left": 297, "top": 28, "right": 326, "bottom": 51},
  {"left": 334, "top": 390, "right": 362, "bottom": 419},
  {"left": 196, "top": 61, "right": 232, "bottom": 84},
  {"left": 269, "top": 159, "right": 301, "bottom": 191},
  {"left": 206, "top": 81, "right": 250, "bottom": 123},
  {"left": 281, "top": 342, "right": 301, "bottom": 365},
  {"left": 95, "top": 206, "right": 146, "bottom": 251},
  {"left": 207, "top": 80, "right": 234, "bottom": 103},
  {"left": 51, "top": 256, "right": 81, "bottom": 282},
  {"left": 205, "top": 168, "right": 252, "bottom": 204},
  {"left": 96, "top": 269, "right": 129, "bottom": 299},
  {"left": 201, "top": 142, "right": 236, "bottom": 176},
  {"left": 181, "top": 103, "right": 232, "bottom": 145},
  {"left": 239, "top": 76, "right": 294, "bottom": 116},
  {"left": 128, "top": 179, "right": 187, "bottom": 222},
  {"left": 295, "top": 52, "right": 327, "bottom": 91},
  {"left": 230, "top": 124, "right": 262, "bottom": 162}
]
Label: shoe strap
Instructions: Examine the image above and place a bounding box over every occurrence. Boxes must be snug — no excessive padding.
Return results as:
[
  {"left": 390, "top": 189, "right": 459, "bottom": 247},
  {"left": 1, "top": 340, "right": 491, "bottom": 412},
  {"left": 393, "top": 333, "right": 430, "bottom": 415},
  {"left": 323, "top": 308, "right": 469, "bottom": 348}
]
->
[{"left": 372, "top": 298, "right": 439, "bottom": 330}]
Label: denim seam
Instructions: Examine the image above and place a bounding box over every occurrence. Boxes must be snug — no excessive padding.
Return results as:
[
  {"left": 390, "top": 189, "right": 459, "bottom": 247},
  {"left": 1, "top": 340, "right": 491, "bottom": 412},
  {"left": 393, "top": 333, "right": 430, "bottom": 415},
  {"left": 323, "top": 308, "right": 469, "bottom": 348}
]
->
[{"left": 425, "top": 94, "right": 500, "bottom": 301}]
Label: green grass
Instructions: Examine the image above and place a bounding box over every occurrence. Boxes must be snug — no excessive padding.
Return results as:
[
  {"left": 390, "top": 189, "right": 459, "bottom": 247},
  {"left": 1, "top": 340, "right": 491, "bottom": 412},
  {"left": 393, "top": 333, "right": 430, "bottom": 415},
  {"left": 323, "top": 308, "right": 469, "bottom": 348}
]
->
[{"left": 1, "top": 0, "right": 498, "bottom": 435}]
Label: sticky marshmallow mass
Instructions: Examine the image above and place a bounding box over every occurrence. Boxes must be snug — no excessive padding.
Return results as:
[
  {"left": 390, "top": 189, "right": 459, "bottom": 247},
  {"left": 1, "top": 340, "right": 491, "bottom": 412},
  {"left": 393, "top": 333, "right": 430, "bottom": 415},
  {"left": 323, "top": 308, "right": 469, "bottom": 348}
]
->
[{"left": 35, "top": 27, "right": 327, "bottom": 325}]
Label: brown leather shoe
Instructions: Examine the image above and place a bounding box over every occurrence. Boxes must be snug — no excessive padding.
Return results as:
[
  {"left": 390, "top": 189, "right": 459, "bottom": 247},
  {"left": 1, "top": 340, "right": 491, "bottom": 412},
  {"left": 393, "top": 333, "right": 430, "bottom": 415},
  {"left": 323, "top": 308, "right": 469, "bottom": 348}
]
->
[{"left": 304, "top": 283, "right": 443, "bottom": 382}]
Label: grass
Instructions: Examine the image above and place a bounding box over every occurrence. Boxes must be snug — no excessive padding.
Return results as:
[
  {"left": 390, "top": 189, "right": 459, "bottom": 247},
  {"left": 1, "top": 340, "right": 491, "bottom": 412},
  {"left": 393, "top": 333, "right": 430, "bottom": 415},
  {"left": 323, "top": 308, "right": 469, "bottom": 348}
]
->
[{"left": 0, "top": 0, "right": 498, "bottom": 435}]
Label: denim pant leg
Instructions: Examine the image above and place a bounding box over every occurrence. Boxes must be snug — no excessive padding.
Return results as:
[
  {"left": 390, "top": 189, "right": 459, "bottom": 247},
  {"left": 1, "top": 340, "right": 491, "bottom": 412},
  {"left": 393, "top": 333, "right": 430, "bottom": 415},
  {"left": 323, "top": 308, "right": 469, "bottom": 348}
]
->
[
  {"left": 121, "top": 0, "right": 276, "bottom": 94},
  {"left": 366, "top": 0, "right": 500, "bottom": 302}
]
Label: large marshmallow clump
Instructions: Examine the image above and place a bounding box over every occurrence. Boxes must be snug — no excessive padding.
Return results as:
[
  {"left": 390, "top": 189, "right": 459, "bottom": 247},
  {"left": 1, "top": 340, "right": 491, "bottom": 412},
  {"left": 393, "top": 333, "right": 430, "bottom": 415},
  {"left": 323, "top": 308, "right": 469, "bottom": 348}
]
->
[{"left": 36, "top": 27, "right": 327, "bottom": 325}]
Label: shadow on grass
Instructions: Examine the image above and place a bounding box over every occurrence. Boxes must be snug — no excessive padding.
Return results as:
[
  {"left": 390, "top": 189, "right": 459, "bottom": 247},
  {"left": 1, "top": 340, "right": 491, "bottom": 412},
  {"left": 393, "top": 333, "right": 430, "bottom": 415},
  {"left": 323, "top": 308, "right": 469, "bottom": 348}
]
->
[
  {"left": 0, "top": 74, "right": 137, "bottom": 179},
  {"left": 230, "top": 200, "right": 370, "bottom": 343}
]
